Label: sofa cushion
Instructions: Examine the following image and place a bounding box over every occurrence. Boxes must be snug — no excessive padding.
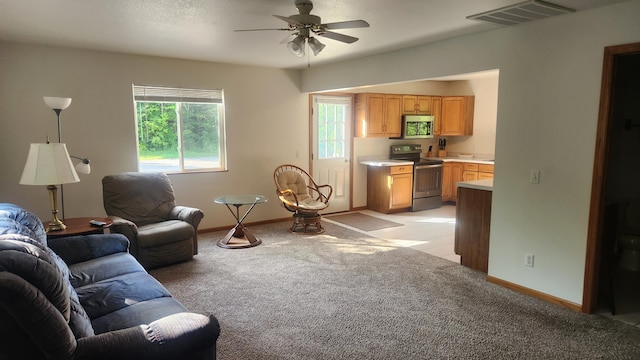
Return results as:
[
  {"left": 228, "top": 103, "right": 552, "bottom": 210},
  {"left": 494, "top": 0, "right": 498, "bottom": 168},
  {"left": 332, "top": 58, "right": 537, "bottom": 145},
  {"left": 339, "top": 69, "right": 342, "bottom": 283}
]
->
[
  {"left": 0, "top": 203, "right": 47, "bottom": 245},
  {"left": 91, "top": 297, "right": 189, "bottom": 334},
  {"left": 69, "top": 252, "right": 146, "bottom": 288},
  {"left": 0, "top": 236, "right": 69, "bottom": 318},
  {"left": 75, "top": 270, "right": 172, "bottom": 320},
  {"left": 0, "top": 272, "right": 77, "bottom": 359},
  {"left": 47, "top": 245, "right": 95, "bottom": 339},
  {"left": 0, "top": 207, "right": 95, "bottom": 339}
]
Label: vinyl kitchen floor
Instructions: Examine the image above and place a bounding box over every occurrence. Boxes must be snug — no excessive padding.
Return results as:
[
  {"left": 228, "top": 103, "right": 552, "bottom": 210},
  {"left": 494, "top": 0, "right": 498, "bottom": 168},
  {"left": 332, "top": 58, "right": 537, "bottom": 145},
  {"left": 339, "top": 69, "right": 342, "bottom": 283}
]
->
[
  {"left": 324, "top": 205, "right": 460, "bottom": 263},
  {"left": 324, "top": 206, "right": 640, "bottom": 329}
]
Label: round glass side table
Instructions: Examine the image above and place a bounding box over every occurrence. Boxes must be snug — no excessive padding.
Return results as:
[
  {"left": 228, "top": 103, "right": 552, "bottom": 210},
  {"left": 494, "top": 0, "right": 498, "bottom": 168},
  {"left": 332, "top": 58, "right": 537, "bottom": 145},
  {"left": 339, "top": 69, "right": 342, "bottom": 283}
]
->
[{"left": 213, "top": 194, "right": 268, "bottom": 249}]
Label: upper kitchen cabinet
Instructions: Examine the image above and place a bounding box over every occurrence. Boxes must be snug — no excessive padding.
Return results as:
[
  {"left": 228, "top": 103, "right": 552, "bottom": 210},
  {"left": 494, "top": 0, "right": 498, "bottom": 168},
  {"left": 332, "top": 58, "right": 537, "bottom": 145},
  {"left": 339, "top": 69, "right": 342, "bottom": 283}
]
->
[
  {"left": 440, "top": 96, "right": 475, "bottom": 136},
  {"left": 402, "top": 95, "right": 434, "bottom": 115},
  {"left": 355, "top": 93, "right": 402, "bottom": 138},
  {"left": 432, "top": 96, "right": 442, "bottom": 135}
]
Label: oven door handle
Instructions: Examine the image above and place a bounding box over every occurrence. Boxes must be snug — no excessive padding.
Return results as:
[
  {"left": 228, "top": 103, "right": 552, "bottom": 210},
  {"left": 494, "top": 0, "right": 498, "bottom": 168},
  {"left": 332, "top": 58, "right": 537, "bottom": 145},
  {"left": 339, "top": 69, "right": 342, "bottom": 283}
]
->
[{"left": 414, "top": 164, "right": 443, "bottom": 170}]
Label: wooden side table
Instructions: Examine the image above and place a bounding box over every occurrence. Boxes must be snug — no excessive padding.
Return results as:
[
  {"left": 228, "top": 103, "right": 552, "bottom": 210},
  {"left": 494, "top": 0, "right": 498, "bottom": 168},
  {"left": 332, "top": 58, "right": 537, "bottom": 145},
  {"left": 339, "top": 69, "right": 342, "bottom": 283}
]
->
[{"left": 46, "top": 217, "right": 113, "bottom": 240}]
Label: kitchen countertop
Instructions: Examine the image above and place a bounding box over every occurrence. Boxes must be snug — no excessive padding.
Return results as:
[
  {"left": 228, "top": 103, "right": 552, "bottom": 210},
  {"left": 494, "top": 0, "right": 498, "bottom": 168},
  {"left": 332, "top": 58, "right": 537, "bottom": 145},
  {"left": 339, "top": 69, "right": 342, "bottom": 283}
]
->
[
  {"left": 359, "top": 155, "right": 495, "bottom": 167},
  {"left": 431, "top": 157, "right": 494, "bottom": 165},
  {"left": 359, "top": 159, "right": 414, "bottom": 166},
  {"left": 456, "top": 179, "right": 493, "bottom": 191}
]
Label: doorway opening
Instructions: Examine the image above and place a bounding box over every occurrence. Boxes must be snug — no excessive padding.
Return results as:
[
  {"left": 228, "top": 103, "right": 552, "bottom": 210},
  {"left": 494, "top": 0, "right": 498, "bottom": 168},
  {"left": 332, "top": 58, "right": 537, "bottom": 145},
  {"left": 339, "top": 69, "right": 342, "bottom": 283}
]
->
[{"left": 585, "top": 42, "right": 640, "bottom": 319}]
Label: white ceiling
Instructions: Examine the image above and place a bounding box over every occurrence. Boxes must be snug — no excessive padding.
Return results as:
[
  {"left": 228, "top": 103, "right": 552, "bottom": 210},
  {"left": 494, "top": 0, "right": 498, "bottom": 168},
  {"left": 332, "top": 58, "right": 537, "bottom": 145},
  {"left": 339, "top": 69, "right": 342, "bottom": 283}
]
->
[{"left": 0, "top": 0, "right": 629, "bottom": 70}]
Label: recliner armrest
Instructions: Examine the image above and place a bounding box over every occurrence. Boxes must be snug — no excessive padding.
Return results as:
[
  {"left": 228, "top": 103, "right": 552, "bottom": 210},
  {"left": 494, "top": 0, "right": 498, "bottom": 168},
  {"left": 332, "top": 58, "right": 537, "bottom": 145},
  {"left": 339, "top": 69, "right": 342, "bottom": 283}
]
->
[
  {"left": 48, "top": 234, "right": 130, "bottom": 265},
  {"left": 170, "top": 206, "right": 204, "bottom": 227},
  {"left": 170, "top": 206, "right": 204, "bottom": 250},
  {"left": 74, "top": 312, "right": 219, "bottom": 360}
]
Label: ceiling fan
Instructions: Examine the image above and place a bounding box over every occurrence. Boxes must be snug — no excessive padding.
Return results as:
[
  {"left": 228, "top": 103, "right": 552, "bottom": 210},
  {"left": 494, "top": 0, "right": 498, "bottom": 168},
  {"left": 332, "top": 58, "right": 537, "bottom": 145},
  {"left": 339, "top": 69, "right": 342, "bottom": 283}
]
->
[{"left": 235, "top": 0, "right": 369, "bottom": 57}]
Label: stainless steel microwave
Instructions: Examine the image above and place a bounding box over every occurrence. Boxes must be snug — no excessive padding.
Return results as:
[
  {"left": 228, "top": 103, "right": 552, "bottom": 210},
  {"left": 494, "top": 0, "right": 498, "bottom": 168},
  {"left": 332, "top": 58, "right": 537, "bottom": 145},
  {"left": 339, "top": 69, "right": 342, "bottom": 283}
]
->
[{"left": 400, "top": 115, "right": 434, "bottom": 139}]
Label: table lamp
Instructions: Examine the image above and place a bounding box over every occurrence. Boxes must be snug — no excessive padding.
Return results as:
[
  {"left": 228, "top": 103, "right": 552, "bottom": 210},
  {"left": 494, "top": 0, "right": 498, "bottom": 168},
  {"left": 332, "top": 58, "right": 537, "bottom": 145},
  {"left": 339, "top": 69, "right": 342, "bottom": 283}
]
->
[{"left": 19, "top": 142, "right": 80, "bottom": 232}]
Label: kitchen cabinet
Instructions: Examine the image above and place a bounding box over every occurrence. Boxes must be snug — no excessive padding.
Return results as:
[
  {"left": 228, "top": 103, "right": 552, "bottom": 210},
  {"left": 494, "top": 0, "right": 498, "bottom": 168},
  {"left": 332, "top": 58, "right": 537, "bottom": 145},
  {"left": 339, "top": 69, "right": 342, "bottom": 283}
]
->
[
  {"left": 367, "top": 165, "right": 413, "bottom": 213},
  {"left": 463, "top": 163, "right": 494, "bottom": 182},
  {"left": 432, "top": 96, "right": 442, "bottom": 135},
  {"left": 402, "top": 95, "right": 433, "bottom": 114},
  {"left": 355, "top": 93, "right": 402, "bottom": 138},
  {"left": 462, "top": 163, "right": 479, "bottom": 181},
  {"left": 440, "top": 96, "right": 475, "bottom": 136},
  {"left": 442, "top": 162, "right": 463, "bottom": 202},
  {"left": 455, "top": 185, "right": 492, "bottom": 273}
]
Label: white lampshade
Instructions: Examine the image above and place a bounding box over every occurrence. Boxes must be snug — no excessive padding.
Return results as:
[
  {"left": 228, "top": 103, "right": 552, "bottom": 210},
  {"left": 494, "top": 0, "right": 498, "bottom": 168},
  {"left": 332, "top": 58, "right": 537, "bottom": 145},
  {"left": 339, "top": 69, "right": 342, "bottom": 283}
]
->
[
  {"left": 287, "top": 35, "right": 306, "bottom": 58},
  {"left": 308, "top": 37, "right": 325, "bottom": 56},
  {"left": 20, "top": 143, "right": 80, "bottom": 185},
  {"left": 43, "top": 96, "right": 72, "bottom": 110}
]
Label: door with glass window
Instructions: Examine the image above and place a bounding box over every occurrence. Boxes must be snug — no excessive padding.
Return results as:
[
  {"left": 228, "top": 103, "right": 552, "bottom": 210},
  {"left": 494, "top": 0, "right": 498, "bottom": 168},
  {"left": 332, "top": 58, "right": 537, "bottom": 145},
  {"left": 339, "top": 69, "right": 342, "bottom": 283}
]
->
[{"left": 312, "top": 95, "right": 351, "bottom": 213}]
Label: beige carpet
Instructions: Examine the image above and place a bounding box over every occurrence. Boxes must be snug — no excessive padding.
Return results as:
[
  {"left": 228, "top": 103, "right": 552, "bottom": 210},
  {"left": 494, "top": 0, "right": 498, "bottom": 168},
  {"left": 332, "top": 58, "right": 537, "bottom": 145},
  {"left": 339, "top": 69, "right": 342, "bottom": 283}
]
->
[
  {"left": 150, "top": 221, "right": 640, "bottom": 360},
  {"left": 325, "top": 212, "right": 403, "bottom": 231}
]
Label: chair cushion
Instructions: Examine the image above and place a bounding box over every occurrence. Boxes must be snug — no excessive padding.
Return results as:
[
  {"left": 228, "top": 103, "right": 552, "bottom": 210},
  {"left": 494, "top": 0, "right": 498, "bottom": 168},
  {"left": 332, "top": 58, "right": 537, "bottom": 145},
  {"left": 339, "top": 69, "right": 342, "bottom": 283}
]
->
[
  {"left": 277, "top": 170, "right": 310, "bottom": 198},
  {"left": 102, "top": 172, "right": 177, "bottom": 226},
  {"left": 137, "top": 220, "right": 194, "bottom": 249},
  {"left": 295, "top": 197, "right": 329, "bottom": 211}
]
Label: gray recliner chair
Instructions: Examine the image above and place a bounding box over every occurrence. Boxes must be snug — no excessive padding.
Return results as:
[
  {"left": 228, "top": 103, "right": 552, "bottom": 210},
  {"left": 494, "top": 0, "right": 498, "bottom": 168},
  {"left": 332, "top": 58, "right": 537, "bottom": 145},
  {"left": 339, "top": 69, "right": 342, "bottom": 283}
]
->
[{"left": 102, "top": 172, "right": 204, "bottom": 269}]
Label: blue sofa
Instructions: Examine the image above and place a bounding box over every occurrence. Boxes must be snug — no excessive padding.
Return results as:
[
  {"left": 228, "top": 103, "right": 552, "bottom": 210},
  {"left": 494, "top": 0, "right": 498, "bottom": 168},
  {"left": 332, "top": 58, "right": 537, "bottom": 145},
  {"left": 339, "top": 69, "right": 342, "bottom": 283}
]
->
[{"left": 0, "top": 203, "right": 220, "bottom": 359}]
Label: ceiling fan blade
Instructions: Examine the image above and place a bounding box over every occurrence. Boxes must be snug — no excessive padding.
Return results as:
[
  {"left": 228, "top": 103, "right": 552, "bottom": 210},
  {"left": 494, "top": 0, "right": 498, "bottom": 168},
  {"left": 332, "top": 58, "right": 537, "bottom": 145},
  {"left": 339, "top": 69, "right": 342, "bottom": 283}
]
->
[
  {"left": 273, "top": 14, "right": 302, "bottom": 26},
  {"left": 234, "top": 28, "right": 290, "bottom": 32},
  {"left": 319, "top": 31, "right": 359, "bottom": 44},
  {"left": 279, "top": 33, "right": 295, "bottom": 44},
  {"left": 322, "top": 20, "right": 370, "bottom": 29}
]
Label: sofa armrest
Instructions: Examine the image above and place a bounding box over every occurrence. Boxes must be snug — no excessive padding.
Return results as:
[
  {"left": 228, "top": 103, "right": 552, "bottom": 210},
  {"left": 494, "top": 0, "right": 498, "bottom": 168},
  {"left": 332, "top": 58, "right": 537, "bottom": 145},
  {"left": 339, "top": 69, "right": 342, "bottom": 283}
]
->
[
  {"left": 74, "top": 312, "right": 220, "bottom": 360},
  {"left": 48, "top": 234, "right": 130, "bottom": 266}
]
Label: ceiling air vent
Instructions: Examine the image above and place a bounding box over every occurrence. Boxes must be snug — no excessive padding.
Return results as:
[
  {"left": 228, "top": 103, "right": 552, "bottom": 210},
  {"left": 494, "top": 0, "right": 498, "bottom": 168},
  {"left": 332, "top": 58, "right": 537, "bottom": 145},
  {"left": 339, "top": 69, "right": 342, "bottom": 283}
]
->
[{"left": 467, "top": 0, "right": 575, "bottom": 26}]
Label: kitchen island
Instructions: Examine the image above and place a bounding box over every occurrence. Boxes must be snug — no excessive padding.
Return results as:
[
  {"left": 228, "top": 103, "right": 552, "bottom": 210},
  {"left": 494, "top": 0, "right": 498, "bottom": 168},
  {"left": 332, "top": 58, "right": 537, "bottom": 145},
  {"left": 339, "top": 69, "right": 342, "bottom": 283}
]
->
[
  {"left": 359, "top": 159, "right": 414, "bottom": 213},
  {"left": 454, "top": 179, "right": 493, "bottom": 273}
]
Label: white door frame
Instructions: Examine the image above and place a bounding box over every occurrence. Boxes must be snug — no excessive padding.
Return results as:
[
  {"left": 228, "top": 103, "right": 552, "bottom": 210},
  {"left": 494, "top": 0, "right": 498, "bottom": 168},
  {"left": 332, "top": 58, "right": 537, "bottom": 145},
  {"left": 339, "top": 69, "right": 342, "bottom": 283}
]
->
[{"left": 310, "top": 93, "right": 353, "bottom": 214}]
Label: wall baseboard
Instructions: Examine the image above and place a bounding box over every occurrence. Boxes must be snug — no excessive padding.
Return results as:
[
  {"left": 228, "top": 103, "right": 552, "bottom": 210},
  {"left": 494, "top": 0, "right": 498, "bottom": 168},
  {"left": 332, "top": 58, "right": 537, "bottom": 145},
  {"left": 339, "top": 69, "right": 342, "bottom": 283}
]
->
[{"left": 486, "top": 275, "right": 582, "bottom": 313}]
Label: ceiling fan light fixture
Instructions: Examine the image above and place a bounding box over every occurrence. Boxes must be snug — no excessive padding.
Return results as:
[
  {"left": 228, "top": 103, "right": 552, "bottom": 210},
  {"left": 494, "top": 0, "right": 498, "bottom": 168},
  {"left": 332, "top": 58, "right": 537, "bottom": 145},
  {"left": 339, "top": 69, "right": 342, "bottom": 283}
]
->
[
  {"left": 308, "top": 37, "right": 325, "bottom": 56},
  {"left": 287, "top": 35, "right": 306, "bottom": 57}
]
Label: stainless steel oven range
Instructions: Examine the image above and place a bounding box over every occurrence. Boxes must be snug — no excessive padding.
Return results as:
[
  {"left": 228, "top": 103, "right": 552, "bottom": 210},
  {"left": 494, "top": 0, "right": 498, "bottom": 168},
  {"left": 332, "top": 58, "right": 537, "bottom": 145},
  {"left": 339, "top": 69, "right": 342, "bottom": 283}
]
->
[{"left": 389, "top": 144, "right": 443, "bottom": 211}]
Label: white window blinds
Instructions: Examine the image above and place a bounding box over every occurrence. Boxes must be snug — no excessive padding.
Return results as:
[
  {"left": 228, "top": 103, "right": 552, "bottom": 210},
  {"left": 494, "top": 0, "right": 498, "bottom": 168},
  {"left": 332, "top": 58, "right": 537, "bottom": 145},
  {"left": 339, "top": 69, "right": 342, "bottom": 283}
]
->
[{"left": 132, "top": 85, "right": 223, "bottom": 104}]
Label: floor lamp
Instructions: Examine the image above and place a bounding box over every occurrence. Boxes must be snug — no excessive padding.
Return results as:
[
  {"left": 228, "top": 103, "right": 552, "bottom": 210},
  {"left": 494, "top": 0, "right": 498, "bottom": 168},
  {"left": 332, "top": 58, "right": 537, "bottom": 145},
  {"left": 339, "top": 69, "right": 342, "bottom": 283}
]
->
[
  {"left": 19, "top": 142, "right": 80, "bottom": 232},
  {"left": 43, "top": 96, "right": 91, "bottom": 219}
]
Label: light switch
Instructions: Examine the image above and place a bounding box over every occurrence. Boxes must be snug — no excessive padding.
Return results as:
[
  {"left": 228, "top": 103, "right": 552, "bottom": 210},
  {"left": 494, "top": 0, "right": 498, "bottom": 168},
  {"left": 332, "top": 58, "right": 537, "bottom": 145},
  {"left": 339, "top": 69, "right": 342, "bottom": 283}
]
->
[{"left": 530, "top": 170, "right": 540, "bottom": 184}]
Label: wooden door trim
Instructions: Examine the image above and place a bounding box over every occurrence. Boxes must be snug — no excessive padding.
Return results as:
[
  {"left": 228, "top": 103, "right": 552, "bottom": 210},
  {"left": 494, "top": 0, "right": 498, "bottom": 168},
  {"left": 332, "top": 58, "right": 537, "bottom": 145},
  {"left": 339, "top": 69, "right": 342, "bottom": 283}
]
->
[{"left": 583, "top": 42, "right": 640, "bottom": 313}]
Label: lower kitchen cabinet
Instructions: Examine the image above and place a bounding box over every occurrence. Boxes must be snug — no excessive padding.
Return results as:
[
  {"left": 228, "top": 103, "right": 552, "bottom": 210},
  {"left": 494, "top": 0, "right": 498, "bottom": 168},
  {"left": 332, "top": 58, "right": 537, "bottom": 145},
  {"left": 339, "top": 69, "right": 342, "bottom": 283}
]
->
[
  {"left": 442, "top": 162, "right": 463, "bottom": 202},
  {"left": 445, "top": 162, "right": 493, "bottom": 202},
  {"left": 455, "top": 186, "right": 492, "bottom": 273},
  {"left": 367, "top": 165, "right": 413, "bottom": 213}
]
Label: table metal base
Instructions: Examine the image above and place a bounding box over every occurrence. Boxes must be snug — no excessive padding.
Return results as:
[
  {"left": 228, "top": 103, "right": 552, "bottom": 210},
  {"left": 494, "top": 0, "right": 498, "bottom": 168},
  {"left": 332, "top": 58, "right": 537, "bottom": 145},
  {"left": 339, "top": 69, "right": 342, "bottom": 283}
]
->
[{"left": 218, "top": 224, "right": 262, "bottom": 249}]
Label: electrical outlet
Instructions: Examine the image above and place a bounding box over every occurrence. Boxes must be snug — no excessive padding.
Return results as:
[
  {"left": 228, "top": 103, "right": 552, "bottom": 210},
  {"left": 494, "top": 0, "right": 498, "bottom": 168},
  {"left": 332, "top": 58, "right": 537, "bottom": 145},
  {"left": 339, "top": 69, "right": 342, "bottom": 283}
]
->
[
  {"left": 525, "top": 253, "right": 535, "bottom": 267},
  {"left": 530, "top": 170, "right": 540, "bottom": 184}
]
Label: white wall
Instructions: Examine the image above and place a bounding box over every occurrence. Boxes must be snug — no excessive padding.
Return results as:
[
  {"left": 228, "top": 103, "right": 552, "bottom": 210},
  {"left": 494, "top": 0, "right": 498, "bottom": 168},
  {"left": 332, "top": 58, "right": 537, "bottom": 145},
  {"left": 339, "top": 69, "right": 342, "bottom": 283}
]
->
[
  {"left": 301, "top": 1, "right": 640, "bottom": 305},
  {"left": 0, "top": 42, "right": 307, "bottom": 230}
]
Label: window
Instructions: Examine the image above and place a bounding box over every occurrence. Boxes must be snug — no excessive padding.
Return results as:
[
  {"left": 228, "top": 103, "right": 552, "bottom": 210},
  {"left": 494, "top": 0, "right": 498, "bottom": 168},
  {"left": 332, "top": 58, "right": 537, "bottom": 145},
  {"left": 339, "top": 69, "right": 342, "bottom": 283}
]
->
[
  {"left": 132, "top": 85, "right": 226, "bottom": 173},
  {"left": 315, "top": 96, "right": 350, "bottom": 160}
]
